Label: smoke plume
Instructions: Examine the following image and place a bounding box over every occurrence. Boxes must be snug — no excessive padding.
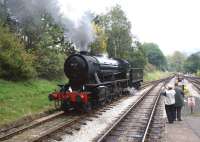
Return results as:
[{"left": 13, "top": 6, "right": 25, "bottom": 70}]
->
[
  {"left": 63, "top": 13, "right": 94, "bottom": 51},
  {"left": 7, "top": 0, "right": 95, "bottom": 51}
]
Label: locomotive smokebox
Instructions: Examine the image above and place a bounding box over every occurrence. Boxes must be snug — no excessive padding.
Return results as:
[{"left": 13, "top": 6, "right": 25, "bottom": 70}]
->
[{"left": 64, "top": 54, "right": 89, "bottom": 89}]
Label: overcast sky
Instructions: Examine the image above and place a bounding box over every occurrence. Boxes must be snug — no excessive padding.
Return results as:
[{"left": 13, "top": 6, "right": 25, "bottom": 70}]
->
[{"left": 59, "top": 0, "right": 200, "bottom": 55}]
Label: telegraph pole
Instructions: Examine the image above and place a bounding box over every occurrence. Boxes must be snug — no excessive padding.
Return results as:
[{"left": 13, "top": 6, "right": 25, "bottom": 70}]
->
[
  {"left": 4, "top": 0, "right": 7, "bottom": 21},
  {"left": 0, "top": 0, "right": 7, "bottom": 23}
]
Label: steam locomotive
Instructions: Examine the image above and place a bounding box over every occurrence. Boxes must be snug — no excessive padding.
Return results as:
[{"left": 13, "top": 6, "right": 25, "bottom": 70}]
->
[{"left": 49, "top": 51, "right": 143, "bottom": 112}]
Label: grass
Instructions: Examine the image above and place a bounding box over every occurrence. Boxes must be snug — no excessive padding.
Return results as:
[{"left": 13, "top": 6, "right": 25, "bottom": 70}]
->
[
  {"left": 144, "top": 70, "right": 172, "bottom": 81},
  {"left": 0, "top": 79, "right": 66, "bottom": 125}
]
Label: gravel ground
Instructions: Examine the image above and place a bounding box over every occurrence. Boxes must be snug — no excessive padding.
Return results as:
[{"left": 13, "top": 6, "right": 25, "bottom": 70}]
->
[{"left": 60, "top": 87, "right": 151, "bottom": 142}]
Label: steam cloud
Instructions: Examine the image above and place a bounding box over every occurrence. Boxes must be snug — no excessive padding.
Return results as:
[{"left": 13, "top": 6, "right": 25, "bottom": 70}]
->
[
  {"left": 62, "top": 12, "right": 94, "bottom": 51},
  {"left": 7, "top": 0, "right": 95, "bottom": 51}
]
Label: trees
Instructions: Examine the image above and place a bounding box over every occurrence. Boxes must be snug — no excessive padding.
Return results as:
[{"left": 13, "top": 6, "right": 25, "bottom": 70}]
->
[
  {"left": 166, "top": 51, "right": 200, "bottom": 74},
  {"left": 167, "top": 51, "right": 186, "bottom": 72},
  {"left": 126, "top": 42, "right": 147, "bottom": 68},
  {"left": 1, "top": 3, "right": 162, "bottom": 81},
  {"left": 30, "top": 14, "right": 66, "bottom": 79},
  {"left": 197, "top": 70, "right": 200, "bottom": 77},
  {"left": 0, "top": 1, "right": 67, "bottom": 80},
  {"left": 184, "top": 52, "right": 200, "bottom": 73},
  {"left": 0, "top": 24, "right": 36, "bottom": 80},
  {"left": 142, "top": 43, "right": 166, "bottom": 70},
  {"left": 91, "top": 5, "right": 147, "bottom": 68},
  {"left": 91, "top": 6, "right": 147, "bottom": 68},
  {"left": 33, "top": 48, "right": 65, "bottom": 79},
  {"left": 98, "top": 5, "right": 132, "bottom": 58},
  {"left": 90, "top": 20, "right": 108, "bottom": 55}
]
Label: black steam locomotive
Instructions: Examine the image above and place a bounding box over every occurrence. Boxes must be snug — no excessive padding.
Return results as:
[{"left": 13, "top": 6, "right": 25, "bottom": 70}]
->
[{"left": 49, "top": 51, "right": 143, "bottom": 112}]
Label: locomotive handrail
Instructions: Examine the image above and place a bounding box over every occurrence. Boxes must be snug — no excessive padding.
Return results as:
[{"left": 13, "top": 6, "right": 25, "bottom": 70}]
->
[
  {"left": 86, "top": 79, "right": 129, "bottom": 87},
  {"left": 130, "top": 67, "right": 144, "bottom": 70}
]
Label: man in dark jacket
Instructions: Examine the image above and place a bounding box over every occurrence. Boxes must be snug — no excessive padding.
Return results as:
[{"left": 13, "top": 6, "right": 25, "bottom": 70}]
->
[{"left": 174, "top": 82, "right": 185, "bottom": 121}]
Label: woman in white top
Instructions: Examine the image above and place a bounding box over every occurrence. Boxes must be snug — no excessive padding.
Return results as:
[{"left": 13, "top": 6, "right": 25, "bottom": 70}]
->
[{"left": 162, "top": 84, "right": 176, "bottom": 123}]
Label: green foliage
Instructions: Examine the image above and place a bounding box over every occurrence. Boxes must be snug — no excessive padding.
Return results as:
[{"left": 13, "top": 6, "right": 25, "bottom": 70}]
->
[
  {"left": 93, "top": 6, "right": 147, "bottom": 69},
  {"left": 22, "top": 13, "right": 65, "bottom": 49},
  {"left": 184, "top": 52, "right": 200, "bottom": 73},
  {"left": 0, "top": 5, "right": 73, "bottom": 81},
  {"left": 17, "top": 12, "right": 69, "bottom": 80},
  {"left": 0, "top": 25, "right": 36, "bottom": 80},
  {"left": 196, "top": 70, "right": 200, "bottom": 77},
  {"left": 127, "top": 46, "right": 147, "bottom": 68},
  {"left": 32, "top": 16, "right": 66, "bottom": 79},
  {"left": 144, "top": 70, "right": 171, "bottom": 81},
  {"left": 144, "top": 63, "right": 157, "bottom": 73},
  {"left": 0, "top": 79, "right": 65, "bottom": 125},
  {"left": 167, "top": 51, "right": 186, "bottom": 72},
  {"left": 98, "top": 5, "right": 132, "bottom": 58},
  {"left": 34, "top": 48, "right": 65, "bottom": 80},
  {"left": 142, "top": 42, "right": 167, "bottom": 70},
  {"left": 90, "top": 22, "right": 107, "bottom": 55}
]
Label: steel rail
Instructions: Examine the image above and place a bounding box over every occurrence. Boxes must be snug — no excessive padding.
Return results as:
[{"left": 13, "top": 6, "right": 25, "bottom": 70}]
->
[
  {"left": 141, "top": 76, "right": 174, "bottom": 89},
  {"left": 0, "top": 111, "right": 64, "bottom": 141},
  {"left": 97, "top": 76, "right": 172, "bottom": 142},
  {"left": 28, "top": 102, "right": 123, "bottom": 142},
  {"left": 185, "top": 77, "right": 200, "bottom": 92},
  {"left": 97, "top": 80, "right": 163, "bottom": 142},
  {"left": 141, "top": 82, "right": 165, "bottom": 141},
  {"left": 141, "top": 77, "right": 170, "bottom": 141},
  {"left": 192, "top": 82, "right": 200, "bottom": 92},
  {"left": 30, "top": 116, "right": 82, "bottom": 142}
]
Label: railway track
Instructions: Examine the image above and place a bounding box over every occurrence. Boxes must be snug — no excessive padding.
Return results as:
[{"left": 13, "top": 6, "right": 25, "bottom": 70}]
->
[
  {"left": 0, "top": 111, "right": 83, "bottom": 142},
  {"left": 185, "top": 76, "right": 200, "bottom": 93},
  {"left": 141, "top": 80, "right": 163, "bottom": 89},
  {"left": 1, "top": 95, "right": 146, "bottom": 142},
  {"left": 144, "top": 94, "right": 166, "bottom": 142},
  {"left": 0, "top": 77, "right": 172, "bottom": 142},
  {"left": 96, "top": 78, "right": 170, "bottom": 142},
  {"left": 0, "top": 94, "right": 139, "bottom": 142}
]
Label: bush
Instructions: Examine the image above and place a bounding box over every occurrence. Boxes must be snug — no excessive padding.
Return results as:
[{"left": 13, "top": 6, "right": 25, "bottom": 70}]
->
[
  {"left": 0, "top": 25, "right": 36, "bottom": 80},
  {"left": 127, "top": 47, "right": 147, "bottom": 68},
  {"left": 34, "top": 48, "right": 65, "bottom": 80},
  {"left": 144, "top": 63, "right": 157, "bottom": 73},
  {"left": 144, "top": 70, "right": 171, "bottom": 81},
  {"left": 197, "top": 70, "right": 200, "bottom": 77}
]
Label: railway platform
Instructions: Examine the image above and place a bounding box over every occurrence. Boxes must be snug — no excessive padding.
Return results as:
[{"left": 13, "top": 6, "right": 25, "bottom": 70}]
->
[
  {"left": 166, "top": 116, "right": 200, "bottom": 142},
  {"left": 165, "top": 77, "right": 200, "bottom": 142}
]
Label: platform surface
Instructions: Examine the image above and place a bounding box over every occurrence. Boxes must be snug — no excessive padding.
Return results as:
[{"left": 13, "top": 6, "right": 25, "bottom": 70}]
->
[
  {"left": 166, "top": 116, "right": 200, "bottom": 142},
  {"left": 165, "top": 78, "right": 200, "bottom": 142}
]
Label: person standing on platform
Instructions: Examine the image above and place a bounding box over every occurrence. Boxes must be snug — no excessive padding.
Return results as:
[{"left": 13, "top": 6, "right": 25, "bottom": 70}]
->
[
  {"left": 177, "top": 77, "right": 185, "bottom": 91},
  {"left": 162, "top": 84, "right": 176, "bottom": 123},
  {"left": 174, "top": 82, "right": 185, "bottom": 121}
]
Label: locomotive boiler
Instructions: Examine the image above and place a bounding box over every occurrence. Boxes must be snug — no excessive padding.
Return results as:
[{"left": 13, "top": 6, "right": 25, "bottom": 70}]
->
[{"left": 49, "top": 51, "right": 143, "bottom": 112}]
